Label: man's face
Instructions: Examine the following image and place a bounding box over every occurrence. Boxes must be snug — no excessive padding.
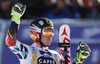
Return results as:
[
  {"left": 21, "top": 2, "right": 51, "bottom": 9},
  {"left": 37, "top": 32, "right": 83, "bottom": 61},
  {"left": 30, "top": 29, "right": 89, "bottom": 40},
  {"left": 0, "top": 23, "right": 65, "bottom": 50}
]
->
[{"left": 41, "top": 34, "right": 53, "bottom": 46}]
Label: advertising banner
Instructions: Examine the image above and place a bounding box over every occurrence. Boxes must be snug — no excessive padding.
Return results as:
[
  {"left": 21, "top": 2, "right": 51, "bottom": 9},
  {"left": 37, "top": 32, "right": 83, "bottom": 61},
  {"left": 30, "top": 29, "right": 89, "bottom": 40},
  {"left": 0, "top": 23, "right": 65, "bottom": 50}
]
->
[{"left": 16, "top": 24, "right": 100, "bottom": 44}]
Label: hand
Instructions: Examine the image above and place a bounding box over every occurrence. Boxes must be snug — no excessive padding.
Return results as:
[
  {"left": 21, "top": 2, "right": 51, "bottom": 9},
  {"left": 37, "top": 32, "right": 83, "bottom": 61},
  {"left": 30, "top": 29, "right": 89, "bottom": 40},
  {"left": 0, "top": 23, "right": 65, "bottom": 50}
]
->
[
  {"left": 11, "top": 3, "right": 26, "bottom": 24},
  {"left": 75, "top": 42, "right": 91, "bottom": 64}
]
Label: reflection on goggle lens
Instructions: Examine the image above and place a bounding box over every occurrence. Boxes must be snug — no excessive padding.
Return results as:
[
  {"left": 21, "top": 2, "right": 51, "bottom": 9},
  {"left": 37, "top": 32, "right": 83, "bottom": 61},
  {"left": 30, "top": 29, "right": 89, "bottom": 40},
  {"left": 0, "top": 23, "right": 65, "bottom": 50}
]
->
[{"left": 42, "top": 27, "right": 54, "bottom": 36}]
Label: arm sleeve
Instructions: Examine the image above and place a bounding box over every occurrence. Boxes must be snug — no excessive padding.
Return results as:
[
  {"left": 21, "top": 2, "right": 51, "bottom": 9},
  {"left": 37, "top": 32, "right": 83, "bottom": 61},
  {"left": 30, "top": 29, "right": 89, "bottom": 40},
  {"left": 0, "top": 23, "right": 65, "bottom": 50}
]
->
[
  {"left": 5, "top": 21, "right": 19, "bottom": 46},
  {"left": 8, "top": 40, "right": 29, "bottom": 60},
  {"left": 5, "top": 21, "right": 29, "bottom": 60}
]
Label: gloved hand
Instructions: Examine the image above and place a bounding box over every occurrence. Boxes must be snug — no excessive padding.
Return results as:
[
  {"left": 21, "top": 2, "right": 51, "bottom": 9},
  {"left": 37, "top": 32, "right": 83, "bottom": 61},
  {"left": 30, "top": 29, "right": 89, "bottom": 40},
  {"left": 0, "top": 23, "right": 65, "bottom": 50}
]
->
[
  {"left": 11, "top": 3, "right": 26, "bottom": 24},
  {"left": 74, "top": 42, "right": 91, "bottom": 64}
]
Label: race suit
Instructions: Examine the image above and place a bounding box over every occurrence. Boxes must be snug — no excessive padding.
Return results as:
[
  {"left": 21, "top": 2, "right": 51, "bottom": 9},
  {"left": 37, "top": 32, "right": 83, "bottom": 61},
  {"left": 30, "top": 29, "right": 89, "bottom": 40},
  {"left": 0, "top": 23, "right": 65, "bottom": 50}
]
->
[{"left": 5, "top": 21, "right": 61, "bottom": 64}]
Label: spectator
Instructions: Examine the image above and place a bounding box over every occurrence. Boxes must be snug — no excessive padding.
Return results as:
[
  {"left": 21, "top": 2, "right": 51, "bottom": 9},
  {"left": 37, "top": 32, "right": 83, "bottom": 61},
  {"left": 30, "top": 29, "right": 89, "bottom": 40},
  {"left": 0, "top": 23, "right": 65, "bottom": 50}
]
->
[
  {"left": 43, "top": 0, "right": 56, "bottom": 13},
  {"left": 81, "top": 0, "right": 100, "bottom": 19},
  {"left": 91, "top": 0, "right": 100, "bottom": 19},
  {"left": 71, "top": 0, "right": 89, "bottom": 19},
  {"left": 19, "top": 0, "right": 56, "bottom": 19},
  {"left": 73, "top": 0, "right": 100, "bottom": 19},
  {"left": 21, "top": 0, "right": 46, "bottom": 19},
  {"left": 0, "top": 0, "right": 13, "bottom": 19},
  {"left": 43, "top": 0, "right": 80, "bottom": 19}
]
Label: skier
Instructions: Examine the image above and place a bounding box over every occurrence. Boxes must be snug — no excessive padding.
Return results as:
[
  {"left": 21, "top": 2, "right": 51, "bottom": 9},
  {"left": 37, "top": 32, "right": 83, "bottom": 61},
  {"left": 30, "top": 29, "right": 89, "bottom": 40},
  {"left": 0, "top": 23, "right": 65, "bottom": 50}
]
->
[{"left": 5, "top": 3, "right": 91, "bottom": 64}]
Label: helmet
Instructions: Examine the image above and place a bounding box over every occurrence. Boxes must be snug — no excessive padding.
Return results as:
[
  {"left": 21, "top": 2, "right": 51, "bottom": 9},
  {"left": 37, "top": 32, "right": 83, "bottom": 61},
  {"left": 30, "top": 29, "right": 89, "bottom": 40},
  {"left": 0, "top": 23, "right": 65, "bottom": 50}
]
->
[{"left": 29, "top": 17, "right": 54, "bottom": 46}]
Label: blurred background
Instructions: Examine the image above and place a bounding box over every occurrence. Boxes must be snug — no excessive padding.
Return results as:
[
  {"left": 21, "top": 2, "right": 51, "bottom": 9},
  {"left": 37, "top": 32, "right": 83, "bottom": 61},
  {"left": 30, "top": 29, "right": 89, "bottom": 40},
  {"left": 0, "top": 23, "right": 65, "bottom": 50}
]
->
[{"left": 0, "top": 0, "right": 100, "bottom": 64}]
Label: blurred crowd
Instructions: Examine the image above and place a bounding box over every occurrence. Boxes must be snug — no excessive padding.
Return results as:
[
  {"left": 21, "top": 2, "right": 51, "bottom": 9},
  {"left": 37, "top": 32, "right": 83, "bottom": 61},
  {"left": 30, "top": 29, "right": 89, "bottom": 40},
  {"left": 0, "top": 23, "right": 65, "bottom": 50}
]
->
[{"left": 0, "top": 0, "right": 100, "bottom": 19}]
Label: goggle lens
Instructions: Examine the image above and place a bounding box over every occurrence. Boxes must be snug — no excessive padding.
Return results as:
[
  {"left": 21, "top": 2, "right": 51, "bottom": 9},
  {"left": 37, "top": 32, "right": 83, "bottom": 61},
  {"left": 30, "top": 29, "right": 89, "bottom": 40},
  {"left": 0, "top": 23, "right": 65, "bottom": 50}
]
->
[{"left": 42, "top": 27, "right": 54, "bottom": 36}]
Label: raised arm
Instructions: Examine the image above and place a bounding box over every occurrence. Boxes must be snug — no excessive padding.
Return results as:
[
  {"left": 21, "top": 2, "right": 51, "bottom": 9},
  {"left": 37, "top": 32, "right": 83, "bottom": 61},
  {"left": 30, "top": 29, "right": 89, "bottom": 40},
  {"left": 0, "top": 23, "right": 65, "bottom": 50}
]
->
[
  {"left": 5, "top": 3, "right": 26, "bottom": 46},
  {"left": 72, "top": 42, "right": 91, "bottom": 64}
]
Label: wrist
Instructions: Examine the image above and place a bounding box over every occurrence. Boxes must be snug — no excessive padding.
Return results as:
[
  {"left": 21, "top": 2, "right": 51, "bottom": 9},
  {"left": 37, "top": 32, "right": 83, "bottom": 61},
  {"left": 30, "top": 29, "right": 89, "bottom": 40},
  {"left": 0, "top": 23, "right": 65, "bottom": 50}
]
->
[
  {"left": 11, "top": 15, "right": 20, "bottom": 24},
  {"left": 75, "top": 51, "right": 84, "bottom": 63},
  {"left": 73, "top": 59, "right": 82, "bottom": 64}
]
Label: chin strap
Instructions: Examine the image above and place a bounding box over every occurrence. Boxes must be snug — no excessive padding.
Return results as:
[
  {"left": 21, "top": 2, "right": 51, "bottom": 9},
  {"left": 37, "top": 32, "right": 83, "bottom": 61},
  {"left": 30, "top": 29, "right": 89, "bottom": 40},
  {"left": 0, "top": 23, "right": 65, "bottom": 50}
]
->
[{"left": 39, "top": 34, "right": 49, "bottom": 47}]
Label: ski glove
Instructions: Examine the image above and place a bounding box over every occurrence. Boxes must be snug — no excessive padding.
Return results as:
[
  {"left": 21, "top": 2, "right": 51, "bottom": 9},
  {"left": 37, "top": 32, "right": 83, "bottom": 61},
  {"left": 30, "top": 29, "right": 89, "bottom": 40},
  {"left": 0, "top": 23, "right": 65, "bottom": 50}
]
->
[
  {"left": 74, "top": 42, "right": 91, "bottom": 64},
  {"left": 11, "top": 3, "right": 26, "bottom": 24}
]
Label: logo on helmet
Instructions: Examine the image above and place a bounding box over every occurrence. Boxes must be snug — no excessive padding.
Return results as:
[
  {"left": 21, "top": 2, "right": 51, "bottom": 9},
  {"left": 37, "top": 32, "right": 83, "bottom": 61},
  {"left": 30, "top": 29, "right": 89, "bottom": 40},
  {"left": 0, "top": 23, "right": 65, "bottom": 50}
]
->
[
  {"left": 45, "top": 18, "right": 51, "bottom": 24},
  {"left": 39, "top": 20, "right": 44, "bottom": 25}
]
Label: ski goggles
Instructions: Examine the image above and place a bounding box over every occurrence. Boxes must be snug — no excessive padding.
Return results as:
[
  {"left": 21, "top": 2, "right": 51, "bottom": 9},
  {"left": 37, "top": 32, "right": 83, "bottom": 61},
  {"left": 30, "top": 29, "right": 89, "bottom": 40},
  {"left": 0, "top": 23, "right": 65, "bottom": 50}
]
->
[{"left": 42, "top": 27, "right": 54, "bottom": 36}]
